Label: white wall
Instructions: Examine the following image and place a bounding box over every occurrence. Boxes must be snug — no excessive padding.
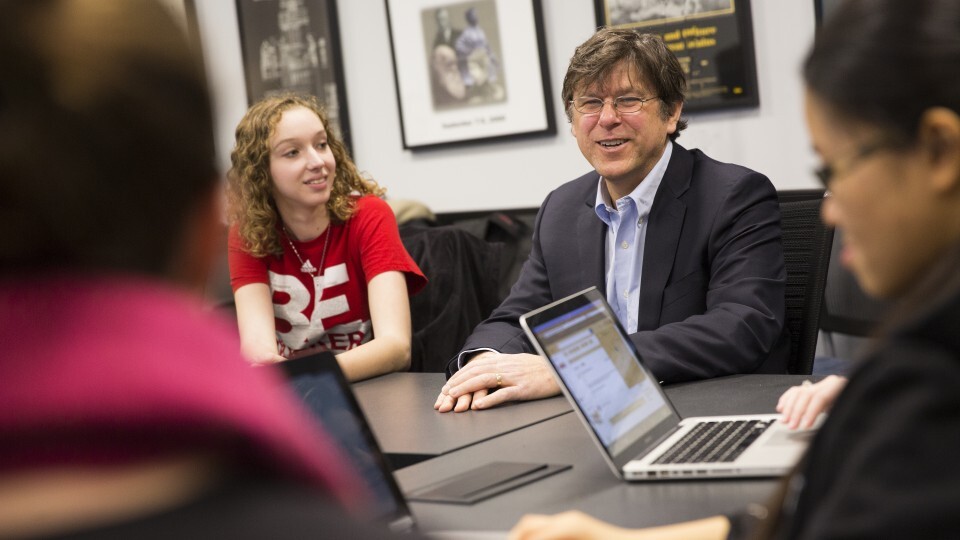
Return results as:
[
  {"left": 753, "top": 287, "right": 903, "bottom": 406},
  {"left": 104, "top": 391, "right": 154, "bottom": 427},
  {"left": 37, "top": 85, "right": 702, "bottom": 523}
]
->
[{"left": 195, "top": 0, "right": 819, "bottom": 214}]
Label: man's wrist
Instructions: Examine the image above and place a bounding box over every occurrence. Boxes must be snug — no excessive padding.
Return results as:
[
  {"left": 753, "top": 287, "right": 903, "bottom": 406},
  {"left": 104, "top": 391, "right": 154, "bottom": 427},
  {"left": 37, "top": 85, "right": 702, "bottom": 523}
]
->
[{"left": 457, "top": 348, "right": 498, "bottom": 369}]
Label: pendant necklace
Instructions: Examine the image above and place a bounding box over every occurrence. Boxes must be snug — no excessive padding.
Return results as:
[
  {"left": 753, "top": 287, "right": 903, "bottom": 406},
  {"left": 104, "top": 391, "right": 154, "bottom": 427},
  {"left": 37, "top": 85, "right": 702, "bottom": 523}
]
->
[{"left": 283, "top": 225, "right": 330, "bottom": 277}]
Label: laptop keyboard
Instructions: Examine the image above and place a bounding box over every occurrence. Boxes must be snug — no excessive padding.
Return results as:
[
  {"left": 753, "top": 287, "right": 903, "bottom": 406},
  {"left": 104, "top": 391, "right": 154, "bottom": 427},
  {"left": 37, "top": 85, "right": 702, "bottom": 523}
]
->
[{"left": 652, "top": 419, "right": 774, "bottom": 464}]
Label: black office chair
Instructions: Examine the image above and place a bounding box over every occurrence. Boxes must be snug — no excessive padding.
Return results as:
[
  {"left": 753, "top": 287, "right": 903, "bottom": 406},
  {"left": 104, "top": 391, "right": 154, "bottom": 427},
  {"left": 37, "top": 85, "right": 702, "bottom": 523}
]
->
[
  {"left": 778, "top": 190, "right": 835, "bottom": 374},
  {"left": 400, "top": 222, "right": 505, "bottom": 373},
  {"left": 815, "top": 228, "right": 886, "bottom": 369}
]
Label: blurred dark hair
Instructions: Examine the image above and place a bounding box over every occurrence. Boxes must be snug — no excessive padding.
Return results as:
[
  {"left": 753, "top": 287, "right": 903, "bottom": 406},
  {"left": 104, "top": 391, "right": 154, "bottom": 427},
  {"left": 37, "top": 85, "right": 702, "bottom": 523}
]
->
[
  {"left": 804, "top": 0, "right": 960, "bottom": 144},
  {"left": 805, "top": 0, "right": 960, "bottom": 334},
  {"left": 561, "top": 28, "right": 688, "bottom": 140},
  {"left": 0, "top": 0, "right": 217, "bottom": 278}
]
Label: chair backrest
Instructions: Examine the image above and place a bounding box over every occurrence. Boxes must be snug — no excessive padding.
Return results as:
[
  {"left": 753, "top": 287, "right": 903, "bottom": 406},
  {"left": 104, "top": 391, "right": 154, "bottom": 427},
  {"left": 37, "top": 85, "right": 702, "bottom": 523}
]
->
[
  {"left": 815, "top": 228, "right": 887, "bottom": 365},
  {"left": 778, "top": 190, "right": 834, "bottom": 374},
  {"left": 819, "top": 227, "right": 887, "bottom": 336},
  {"left": 399, "top": 223, "right": 505, "bottom": 372}
]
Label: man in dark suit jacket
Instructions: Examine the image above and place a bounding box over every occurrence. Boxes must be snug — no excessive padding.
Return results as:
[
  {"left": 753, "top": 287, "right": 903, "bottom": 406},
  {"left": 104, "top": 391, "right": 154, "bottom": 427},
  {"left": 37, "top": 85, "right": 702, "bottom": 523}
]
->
[{"left": 435, "top": 28, "right": 788, "bottom": 413}]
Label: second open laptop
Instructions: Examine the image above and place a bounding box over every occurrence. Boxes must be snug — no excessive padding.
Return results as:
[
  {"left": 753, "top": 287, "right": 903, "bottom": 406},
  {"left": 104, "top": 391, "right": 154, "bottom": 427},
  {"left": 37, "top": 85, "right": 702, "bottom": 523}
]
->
[
  {"left": 275, "top": 352, "right": 508, "bottom": 540},
  {"left": 275, "top": 352, "right": 418, "bottom": 533},
  {"left": 519, "top": 287, "right": 814, "bottom": 481}
]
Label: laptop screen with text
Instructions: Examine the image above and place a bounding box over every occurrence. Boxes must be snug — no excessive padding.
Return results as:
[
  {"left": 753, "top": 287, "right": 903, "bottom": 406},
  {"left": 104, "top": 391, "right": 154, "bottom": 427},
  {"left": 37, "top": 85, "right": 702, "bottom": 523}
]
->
[{"left": 529, "top": 296, "right": 674, "bottom": 457}]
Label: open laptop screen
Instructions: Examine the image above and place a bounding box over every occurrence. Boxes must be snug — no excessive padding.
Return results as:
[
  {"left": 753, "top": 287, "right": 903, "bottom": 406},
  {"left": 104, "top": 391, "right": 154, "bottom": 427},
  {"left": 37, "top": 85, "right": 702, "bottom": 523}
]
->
[
  {"left": 525, "top": 289, "right": 675, "bottom": 458},
  {"left": 277, "top": 353, "right": 414, "bottom": 532}
]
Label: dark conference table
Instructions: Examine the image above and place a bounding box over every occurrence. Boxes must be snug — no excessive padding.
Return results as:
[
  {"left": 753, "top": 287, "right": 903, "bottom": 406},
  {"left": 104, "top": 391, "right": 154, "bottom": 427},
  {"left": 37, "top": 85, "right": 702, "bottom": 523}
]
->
[
  {"left": 354, "top": 373, "right": 819, "bottom": 533},
  {"left": 353, "top": 372, "right": 571, "bottom": 467}
]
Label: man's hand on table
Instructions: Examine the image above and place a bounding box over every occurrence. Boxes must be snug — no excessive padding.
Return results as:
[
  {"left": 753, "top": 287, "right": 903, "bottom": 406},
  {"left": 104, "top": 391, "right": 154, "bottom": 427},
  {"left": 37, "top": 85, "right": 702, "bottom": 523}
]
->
[{"left": 434, "top": 352, "right": 560, "bottom": 412}]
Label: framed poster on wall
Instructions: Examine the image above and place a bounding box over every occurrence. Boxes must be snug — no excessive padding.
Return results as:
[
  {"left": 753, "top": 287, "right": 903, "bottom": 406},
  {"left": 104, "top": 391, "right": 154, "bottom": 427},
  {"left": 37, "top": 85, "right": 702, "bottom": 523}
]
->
[
  {"left": 385, "top": 0, "right": 555, "bottom": 150},
  {"left": 594, "top": 0, "right": 759, "bottom": 113},
  {"left": 236, "top": 0, "right": 352, "bottom": 150}
]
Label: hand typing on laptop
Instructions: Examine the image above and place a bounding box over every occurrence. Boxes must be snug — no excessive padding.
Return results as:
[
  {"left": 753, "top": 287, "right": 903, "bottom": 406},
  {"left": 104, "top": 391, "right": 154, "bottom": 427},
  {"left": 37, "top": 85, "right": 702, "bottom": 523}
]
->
[
  {"left": 776, "top": 375, "right": 847, "bottom": 430},
  {"left": 434, "top": 352, "right": 560, "bottom": 412}
]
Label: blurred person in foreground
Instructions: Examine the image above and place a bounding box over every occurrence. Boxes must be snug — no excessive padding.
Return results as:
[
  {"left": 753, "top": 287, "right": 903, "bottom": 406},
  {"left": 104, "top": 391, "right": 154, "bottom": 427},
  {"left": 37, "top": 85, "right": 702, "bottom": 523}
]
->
[
  {"left": 511, "top": 0, "right": 960, "bottom": 537},
  {"left": 0, "top": 1, "right": 406, "bottom": 537}
]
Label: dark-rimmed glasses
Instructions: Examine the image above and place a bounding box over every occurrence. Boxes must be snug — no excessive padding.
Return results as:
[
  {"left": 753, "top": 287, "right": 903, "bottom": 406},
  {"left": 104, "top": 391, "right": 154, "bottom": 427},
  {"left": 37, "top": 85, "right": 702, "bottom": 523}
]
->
[
  {"left": 814, "top": 140, "right": 899, "bottom": 188},
  {"left": 569, "top": 95, "right": 658, "bottom": 115}
]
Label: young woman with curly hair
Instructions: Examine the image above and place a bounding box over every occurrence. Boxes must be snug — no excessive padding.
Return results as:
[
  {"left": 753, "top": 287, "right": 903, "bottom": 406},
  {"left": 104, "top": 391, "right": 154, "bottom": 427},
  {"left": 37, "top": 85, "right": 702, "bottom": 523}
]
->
[{"left": 227, "top": 94, "right": 425, "bottom": 381}]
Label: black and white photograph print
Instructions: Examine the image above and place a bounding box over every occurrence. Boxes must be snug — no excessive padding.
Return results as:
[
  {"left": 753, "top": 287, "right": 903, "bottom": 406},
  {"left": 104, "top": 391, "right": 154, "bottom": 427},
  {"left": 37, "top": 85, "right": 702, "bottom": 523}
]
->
[
  {"left": 386, "top": 0, "right": 554, "bottom": 150},
  {"left": 236, "top": 0, "right": 352, "bottom": 148},
  {"left": 421, "top": 1, "right": 507, "bottom": 111}
]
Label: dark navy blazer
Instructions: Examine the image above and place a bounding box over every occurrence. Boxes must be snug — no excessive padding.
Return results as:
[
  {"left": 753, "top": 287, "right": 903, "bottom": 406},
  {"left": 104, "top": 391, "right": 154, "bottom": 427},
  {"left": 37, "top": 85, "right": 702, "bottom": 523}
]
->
[{"left": 448, "top": 142, "right": 790, "bottom": 383}]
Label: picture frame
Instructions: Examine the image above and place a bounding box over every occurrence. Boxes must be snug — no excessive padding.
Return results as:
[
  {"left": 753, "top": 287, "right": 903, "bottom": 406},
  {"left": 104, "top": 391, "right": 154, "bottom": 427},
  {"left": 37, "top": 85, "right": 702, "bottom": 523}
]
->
[
  {"left": 594, "top": 0, "right": 759, "bottom": 113},
  {"left": 235, "top": 0, "right": 352, "bottom": 151},
  {"left": 385, "top": 0, "right": 556, "bottom": 151}
]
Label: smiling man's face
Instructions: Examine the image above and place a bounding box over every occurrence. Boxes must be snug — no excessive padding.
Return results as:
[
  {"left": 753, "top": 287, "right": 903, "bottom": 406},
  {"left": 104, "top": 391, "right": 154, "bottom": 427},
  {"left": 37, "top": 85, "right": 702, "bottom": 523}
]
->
[{"left": 570, "top": 61, "right": 679, "bottom": 200}]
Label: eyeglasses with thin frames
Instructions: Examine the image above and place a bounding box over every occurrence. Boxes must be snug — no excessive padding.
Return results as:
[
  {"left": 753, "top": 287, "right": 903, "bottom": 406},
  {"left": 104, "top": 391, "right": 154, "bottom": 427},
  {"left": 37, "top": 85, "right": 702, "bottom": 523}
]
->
[
  {"left": 570, "top": 95, "right": 659, "bottom": 115},
  {"left": 813, "top": 139, "right": 898, "bottom": 189}
]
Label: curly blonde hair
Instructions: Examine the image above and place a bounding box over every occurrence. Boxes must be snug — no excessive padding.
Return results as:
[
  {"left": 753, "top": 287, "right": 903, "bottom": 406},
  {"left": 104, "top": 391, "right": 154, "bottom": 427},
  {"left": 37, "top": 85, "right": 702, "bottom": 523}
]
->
[{"left": 227, "top": 93, "right": 384, "bottom": 257}]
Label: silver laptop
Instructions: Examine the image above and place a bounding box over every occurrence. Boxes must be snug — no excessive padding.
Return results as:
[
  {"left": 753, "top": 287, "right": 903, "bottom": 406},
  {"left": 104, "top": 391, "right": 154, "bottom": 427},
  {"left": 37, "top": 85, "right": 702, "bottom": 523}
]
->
[{"left": 519, "top": 287, "right": 815, "bottom": 481}]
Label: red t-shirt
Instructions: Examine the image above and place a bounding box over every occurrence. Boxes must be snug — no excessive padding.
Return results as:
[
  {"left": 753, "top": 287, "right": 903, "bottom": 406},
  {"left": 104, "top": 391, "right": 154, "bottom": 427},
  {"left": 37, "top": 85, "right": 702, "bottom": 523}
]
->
[{"left": 229, "top": 195, "right": 425, "bottom": 357}]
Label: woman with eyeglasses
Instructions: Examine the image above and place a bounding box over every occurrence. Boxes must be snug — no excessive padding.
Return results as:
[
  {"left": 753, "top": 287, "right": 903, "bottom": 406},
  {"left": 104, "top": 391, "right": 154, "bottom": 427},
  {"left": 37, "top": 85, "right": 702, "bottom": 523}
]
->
[{"left": 510, "top": 0, "right": 960, "bottom": 537}]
